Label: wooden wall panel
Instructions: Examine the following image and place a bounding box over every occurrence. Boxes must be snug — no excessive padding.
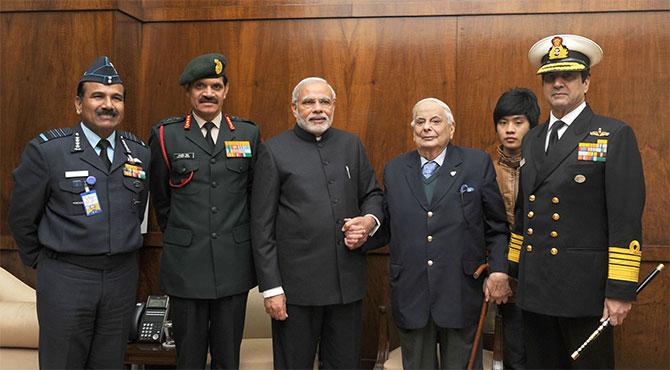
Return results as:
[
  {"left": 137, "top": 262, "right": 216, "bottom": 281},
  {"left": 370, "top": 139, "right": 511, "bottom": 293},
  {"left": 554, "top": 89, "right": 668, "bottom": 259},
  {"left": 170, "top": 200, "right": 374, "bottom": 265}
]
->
[
  {"left": 5, "top": 1, "right": 667, "bottom": 21},
  {"left": 615, "top": 258, "right": 670, "bottom": 369},
  {"left": 1, "top": 2, "right": 668, "bottom": 369},
  {"left": 0, "top": 0, "right": 114, "bottom": 12},
  {"left": 113, "top": 11, "right": 143, "bottom": 135}
]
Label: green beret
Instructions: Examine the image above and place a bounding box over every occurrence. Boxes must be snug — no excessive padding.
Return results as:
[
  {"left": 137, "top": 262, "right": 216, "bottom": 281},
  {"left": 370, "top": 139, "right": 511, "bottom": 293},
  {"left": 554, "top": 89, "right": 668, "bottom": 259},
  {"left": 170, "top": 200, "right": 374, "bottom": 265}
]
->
[{"left": 179, "top": 53, "right": 228, "bottom": 86}]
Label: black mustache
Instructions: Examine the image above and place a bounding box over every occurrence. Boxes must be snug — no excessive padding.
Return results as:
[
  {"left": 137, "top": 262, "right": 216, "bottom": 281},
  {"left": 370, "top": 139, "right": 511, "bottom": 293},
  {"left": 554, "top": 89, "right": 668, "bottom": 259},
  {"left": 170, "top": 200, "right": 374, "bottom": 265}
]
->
[
  {"left": 199, "top": 96, "right": 218, "bottom": 104},
  {"left": 96, "top": 108, "right": 117, "bottom": 117}
]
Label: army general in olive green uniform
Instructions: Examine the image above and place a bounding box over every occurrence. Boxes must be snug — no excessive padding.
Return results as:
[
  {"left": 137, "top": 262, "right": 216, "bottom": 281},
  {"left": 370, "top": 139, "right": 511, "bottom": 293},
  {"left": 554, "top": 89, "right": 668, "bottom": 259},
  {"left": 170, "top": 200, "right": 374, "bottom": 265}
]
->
[{"left": 149, "top": 53, "right": 261, "bottom": 369}]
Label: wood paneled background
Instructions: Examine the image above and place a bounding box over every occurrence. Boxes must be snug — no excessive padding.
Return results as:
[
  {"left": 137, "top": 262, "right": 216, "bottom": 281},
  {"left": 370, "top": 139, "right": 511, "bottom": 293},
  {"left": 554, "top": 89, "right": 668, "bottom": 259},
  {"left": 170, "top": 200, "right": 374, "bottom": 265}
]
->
[{"left": 1, "top": 1, "right": 668, "bottom": 368}]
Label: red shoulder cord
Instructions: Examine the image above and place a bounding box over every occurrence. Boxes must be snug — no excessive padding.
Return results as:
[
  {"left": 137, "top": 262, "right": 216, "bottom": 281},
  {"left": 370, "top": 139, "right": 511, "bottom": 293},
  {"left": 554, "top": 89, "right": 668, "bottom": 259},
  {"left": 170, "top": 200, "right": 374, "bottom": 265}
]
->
[{"left": 159, "top": 124, "right": 194, "bottom": 188}]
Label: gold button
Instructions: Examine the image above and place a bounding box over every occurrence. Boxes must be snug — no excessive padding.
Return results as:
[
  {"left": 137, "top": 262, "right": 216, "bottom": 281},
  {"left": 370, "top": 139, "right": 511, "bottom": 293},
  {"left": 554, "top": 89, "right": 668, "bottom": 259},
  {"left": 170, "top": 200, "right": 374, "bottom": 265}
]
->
[
  {"left": 526, "top": 245, "right": 533, "bottom": 252},
  {"left": 527, "top": 228, "right": 534, "bottom": 235},
  {"left": 552, "top": 213, "right": 560, "bottom": 221},
  {"left": 527, "top": 211, "right": 534, "bottom": 218},
  {"left": 427, "top": 211, "right": 434, "bottom": 218},
  {"left": 427, "top": 260, "right": 434, "bottom": 266},
  {"left": 427, "top": 236, "right": 433, "bottom": 242},
  {"left": 550, "top": 231, "right": 558, "bottom": 238},
  {"left": 550, "top": 247, "right": 558, "bottom": 255},
  {"left": 552, "top": 197, "right": 560, "bottom": 204},
  {"left": 529, "top": 194, "right": 536, "bottom": 202}
]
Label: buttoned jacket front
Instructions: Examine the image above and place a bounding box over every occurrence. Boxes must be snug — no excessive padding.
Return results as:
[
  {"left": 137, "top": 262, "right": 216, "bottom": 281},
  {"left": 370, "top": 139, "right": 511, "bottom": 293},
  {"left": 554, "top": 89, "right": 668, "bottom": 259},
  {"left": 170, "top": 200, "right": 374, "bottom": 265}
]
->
[
  {"left": 149, "top": 114, "right": 260, "bottom": 299},
  {"left": 251, "top": 125, "right": 384, "bottom": 306},
  {"left": 510, "top": 105, "right": 645, "bottom": 317},
  {"left": 9, "top": 124, "right": 149, "bottom": 267},
  {"left": 380, "top": 144, "right": 508, "bottom": 330}
]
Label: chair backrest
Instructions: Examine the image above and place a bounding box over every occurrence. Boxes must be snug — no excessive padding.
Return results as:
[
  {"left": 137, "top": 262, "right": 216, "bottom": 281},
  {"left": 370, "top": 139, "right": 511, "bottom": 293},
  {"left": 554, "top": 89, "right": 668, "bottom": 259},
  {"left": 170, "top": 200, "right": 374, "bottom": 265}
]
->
[
  {"left": 0, "top": 268, "right": 35, "bottom": 303},
  {"left": 242, "top": 286, "right": 272, "bottom": 338},
  {"left": 0, "top": 268, "right": 39, "bottom": 349}
]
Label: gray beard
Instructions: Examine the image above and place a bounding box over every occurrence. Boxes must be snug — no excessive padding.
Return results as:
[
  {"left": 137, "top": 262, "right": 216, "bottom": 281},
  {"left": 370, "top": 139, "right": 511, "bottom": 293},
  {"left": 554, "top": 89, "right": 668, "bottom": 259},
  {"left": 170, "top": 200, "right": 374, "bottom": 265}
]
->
[{"left": 296, "top": 116, "right": 331, "bottom": 136}]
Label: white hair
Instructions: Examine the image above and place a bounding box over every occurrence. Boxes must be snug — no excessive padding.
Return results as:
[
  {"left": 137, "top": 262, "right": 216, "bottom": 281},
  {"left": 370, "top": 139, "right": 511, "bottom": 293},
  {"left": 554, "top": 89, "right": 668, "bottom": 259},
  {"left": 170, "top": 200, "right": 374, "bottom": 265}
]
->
[
  {"left": 291, "top": 77, "right": 336, "bottom": 103},
  {"left": 411, "top": 98, "right": 455, "bottom": 126}
]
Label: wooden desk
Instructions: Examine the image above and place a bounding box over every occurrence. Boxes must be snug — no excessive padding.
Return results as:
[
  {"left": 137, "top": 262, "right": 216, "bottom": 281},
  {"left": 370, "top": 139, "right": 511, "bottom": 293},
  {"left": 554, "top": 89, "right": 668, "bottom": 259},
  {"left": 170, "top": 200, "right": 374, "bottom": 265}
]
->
[{"left": 124, "top": 343, "right": 176, "bottom": 369}]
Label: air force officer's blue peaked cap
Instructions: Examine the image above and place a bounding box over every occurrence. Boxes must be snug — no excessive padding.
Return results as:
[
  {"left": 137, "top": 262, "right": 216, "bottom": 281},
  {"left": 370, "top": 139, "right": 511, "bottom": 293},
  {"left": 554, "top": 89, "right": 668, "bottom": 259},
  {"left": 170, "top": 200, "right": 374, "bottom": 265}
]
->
[{"left": 78, "top": 56, "right": 123, "bottom": 91}]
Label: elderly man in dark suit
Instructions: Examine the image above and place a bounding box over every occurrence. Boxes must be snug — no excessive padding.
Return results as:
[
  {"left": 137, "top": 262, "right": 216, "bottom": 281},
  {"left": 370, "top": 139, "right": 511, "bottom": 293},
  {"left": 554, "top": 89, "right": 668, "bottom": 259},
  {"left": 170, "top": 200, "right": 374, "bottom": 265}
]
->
[
  {"left": 508, "top": 34, "right": 645, "bottom": 369},
  {"left": 379, "top": 98, "right": 510, "bottom": 369},
  {"left": 251, "top": 77, "right": 383, "bottom": 369}
]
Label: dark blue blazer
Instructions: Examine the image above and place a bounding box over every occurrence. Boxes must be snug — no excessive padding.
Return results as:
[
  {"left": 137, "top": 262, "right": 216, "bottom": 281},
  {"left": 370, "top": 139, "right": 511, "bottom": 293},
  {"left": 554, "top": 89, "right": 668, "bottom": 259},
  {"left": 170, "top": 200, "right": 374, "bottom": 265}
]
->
[{"left": 379, "top": 144, "right": 508, "bottom": 329}]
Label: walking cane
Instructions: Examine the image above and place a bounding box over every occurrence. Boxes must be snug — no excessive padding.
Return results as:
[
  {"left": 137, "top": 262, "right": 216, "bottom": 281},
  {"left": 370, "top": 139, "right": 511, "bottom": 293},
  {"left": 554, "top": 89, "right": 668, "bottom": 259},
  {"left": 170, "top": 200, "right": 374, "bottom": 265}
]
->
[{"left": 466, "top": 263, "right": 489, "bottom": 370}]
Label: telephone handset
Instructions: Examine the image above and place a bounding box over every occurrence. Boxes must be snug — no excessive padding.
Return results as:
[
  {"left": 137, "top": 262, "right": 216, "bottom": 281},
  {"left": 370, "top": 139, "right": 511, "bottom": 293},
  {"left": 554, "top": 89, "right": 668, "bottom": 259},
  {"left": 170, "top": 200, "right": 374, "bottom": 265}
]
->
[{"left": 129, "top": 295, "right": 170, "bottom": 343}]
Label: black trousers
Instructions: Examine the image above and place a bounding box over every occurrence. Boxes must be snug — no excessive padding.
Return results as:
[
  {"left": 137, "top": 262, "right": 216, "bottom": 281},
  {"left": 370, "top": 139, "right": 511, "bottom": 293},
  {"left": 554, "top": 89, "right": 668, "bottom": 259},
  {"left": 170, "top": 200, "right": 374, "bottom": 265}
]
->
[
  {"left": 522, "top": 310, "right": 614, "bottom": 370},
  {"left": 170, "top": 292, "right": 248, "bottom": 370},
  {"left": 36, "top": 254, "right": 138, "bottom": 369},
  {"left": 272, "top": 300, "right": 362, "bottom": 370},
  {"left": 500, "top": 302, "right": 526, "bottom": 369}
]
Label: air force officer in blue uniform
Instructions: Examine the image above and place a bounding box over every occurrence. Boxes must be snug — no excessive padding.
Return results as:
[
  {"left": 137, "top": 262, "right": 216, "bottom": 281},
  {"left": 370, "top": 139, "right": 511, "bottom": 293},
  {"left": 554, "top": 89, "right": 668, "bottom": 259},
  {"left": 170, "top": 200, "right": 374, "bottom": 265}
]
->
[{"left": 8, "top": 56, "right": 150, "bottom": 369}]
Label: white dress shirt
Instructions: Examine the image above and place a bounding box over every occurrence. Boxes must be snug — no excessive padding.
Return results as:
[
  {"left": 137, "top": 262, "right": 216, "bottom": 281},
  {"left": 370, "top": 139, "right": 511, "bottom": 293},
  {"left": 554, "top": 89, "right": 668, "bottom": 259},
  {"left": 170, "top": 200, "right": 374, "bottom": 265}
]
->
[{"left": 544, "top": 101, "right": 587, "bottom": 150}]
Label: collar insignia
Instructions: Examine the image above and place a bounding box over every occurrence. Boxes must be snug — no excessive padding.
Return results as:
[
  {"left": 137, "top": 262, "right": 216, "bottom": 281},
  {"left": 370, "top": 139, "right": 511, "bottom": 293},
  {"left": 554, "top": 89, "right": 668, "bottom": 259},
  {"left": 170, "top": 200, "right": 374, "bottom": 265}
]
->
[
  {"left": 184, "top": 114, "right": 192, "bottom": 129},
  {"left": 72, "top": 132, "right": 83, "bottom": 152}
]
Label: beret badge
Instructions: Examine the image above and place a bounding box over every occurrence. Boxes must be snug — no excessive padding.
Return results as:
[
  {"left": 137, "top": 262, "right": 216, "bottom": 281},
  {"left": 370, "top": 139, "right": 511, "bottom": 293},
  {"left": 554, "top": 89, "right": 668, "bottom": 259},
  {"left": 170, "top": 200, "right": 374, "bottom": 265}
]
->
[{"left": 214, "top": 59, "right": 223, "bottom": 75}]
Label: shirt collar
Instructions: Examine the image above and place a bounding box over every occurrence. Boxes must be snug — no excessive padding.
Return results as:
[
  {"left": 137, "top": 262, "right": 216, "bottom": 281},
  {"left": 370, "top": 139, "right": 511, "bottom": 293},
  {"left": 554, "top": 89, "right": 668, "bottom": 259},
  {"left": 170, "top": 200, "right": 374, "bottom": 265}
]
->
[
  {"left": 420, "top": 146, "right": 447, "bottom": 167},
  {"left": 80, "top": 122, "right": 115, "bottom": 149},
  {"left": 549, "top": 101, "right": 586, "bottom": 129},
  {"left": 192, "top": 111, "right": 222, "bottom": 129}
]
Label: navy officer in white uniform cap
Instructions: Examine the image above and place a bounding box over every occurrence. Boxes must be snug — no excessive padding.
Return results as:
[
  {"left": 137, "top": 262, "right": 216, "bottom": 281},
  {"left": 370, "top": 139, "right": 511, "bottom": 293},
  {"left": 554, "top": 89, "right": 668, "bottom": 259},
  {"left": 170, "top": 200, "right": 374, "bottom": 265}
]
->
[
  {"left": 508, "top": 34, "right": 645, "bottom": 369},
  {"left": 9, "top": 56, "right": 150, "bottom": 369}
]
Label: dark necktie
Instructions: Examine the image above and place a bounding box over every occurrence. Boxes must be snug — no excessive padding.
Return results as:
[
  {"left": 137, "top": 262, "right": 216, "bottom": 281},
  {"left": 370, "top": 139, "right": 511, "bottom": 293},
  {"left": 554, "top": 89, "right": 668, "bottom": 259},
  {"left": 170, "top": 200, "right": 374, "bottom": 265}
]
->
[
  {"left": 204, "top": 121, "right": 216, "bottom": 150},
  {"left": 546, "top": 120, "right": 566, "bottom": 156},
  {"left": 97, "top": 139, "right": 112, "bottom": 170},
  {"left": 422, "top": 161, "right": 439, "bottom": 179}
]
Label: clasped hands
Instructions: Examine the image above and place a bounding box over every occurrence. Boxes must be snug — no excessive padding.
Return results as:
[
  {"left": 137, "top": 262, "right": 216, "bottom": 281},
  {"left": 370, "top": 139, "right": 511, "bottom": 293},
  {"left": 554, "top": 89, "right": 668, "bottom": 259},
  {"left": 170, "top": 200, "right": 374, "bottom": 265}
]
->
[{"left": 342, "top": 215, "right": 376, "bottom": 250}]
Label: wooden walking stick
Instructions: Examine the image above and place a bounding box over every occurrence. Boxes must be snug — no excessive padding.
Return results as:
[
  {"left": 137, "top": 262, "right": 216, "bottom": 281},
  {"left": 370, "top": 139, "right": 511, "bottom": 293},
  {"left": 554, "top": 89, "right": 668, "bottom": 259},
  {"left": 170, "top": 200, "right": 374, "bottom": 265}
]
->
[{"left": 466, "top": 263, "right": 489, "bottom": 370}]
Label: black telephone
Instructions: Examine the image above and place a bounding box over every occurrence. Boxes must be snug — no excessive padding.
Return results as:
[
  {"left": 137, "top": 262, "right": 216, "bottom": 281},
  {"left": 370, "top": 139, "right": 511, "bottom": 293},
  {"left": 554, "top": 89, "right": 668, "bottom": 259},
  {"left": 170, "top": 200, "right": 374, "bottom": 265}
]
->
[{"left": 129, "top": 295, "right": 170, "bottom": 343}]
